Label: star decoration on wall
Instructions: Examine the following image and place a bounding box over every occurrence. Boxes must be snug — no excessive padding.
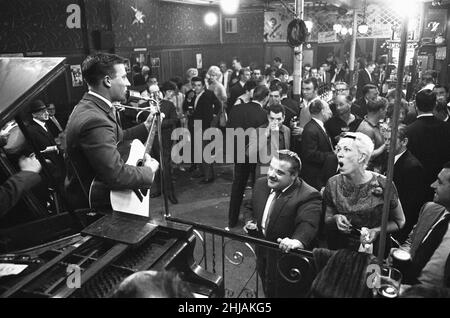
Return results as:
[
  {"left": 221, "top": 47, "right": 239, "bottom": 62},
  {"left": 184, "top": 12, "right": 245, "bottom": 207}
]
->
[{"left": 131, "top": 6, "right": 145, "bottom": 24}]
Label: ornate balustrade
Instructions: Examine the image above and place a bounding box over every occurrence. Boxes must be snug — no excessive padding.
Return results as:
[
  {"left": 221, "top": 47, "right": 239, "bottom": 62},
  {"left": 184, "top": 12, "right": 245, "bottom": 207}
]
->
[{"left": 167, "top": 216, "right": 317, "bottom": 298}]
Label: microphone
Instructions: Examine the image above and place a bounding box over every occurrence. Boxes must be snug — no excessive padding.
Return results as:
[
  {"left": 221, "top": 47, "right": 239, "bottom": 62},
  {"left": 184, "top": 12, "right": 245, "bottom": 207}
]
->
[{"left": 126, "top": 90, "right": 151, "bottom": 103}]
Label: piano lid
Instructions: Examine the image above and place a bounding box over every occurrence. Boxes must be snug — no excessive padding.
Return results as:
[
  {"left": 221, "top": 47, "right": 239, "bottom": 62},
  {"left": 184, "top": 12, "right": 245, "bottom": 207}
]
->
[{"left": 0, "top": 57, "right": 66, "bottom": 128}]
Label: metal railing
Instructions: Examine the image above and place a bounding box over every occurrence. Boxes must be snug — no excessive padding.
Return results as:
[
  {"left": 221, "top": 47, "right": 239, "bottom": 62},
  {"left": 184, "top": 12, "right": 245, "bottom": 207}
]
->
[{"left": 167, "top": 216, "right": 317, "bottom": 298}]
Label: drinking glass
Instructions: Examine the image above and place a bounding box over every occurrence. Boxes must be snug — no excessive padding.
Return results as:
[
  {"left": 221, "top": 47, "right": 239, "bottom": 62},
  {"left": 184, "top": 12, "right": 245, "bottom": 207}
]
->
[{"left": 376, "top": 265, "right": 402, "bottom": 298}]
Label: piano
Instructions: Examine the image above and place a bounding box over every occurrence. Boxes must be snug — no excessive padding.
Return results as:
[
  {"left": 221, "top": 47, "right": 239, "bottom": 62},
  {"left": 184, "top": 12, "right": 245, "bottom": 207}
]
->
[{"left": 0, "top": 57, "right": 223, "bottom": 298}]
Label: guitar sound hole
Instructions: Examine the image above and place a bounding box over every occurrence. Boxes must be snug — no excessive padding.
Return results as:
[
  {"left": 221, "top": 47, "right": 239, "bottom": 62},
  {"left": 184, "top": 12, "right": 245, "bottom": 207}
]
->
[{"left": 137, "top": 160, "right": 144, "bottom": 167}]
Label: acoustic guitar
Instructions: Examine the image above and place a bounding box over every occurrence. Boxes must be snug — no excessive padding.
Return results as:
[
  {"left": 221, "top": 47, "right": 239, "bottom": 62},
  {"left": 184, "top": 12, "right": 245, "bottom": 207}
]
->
[{"left": 89, "top": 107, "right": 159, "bottom": 217}]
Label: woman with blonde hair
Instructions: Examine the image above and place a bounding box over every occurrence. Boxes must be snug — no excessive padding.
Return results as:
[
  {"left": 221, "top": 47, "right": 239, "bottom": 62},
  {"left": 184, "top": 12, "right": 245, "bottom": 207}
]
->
[{"left": 324, "top": 132, "right": 405, "bottom": 256}]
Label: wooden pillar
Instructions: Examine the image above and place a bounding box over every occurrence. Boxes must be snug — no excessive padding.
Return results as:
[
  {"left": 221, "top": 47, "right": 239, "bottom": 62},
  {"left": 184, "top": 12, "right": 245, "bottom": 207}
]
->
[{"left": 377, "top": 13, "right": 409, "bottom": 263}]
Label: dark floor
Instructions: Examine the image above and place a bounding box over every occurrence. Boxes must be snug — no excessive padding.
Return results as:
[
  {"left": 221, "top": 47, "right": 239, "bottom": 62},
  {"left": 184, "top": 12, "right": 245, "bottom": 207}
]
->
[
  {"left": 152, "top": 163, "right": 249, "bottom": 232},
  {"left": 151, "top": 163, "right": 264, "bottom": 297}
]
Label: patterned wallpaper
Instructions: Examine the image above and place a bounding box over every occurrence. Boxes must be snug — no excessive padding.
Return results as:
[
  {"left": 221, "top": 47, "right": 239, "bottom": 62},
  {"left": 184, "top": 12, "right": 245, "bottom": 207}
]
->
[
  {"left": 0, "top": 0, "right": 264, "bottom": 53},
  {"left": 0, "top": 0, "right": 83, "bottom": 52},
  {"left": 111, "top": 0, "right": 159, "bottom": 48},
  {"left": 85, "top": 0, "right": 109, "bottom": 32},
  {"left": 223, "top": 11, "right": 264, "bottom": 44},
  {"left": 157, "top": 2, "right": 220, "bottom": 46}
]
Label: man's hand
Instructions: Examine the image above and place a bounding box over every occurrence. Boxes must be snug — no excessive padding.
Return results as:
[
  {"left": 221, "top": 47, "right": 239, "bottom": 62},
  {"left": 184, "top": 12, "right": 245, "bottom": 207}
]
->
[
  {"left": 335, "top": 214, "right": 352, "bottom": 233},
  {"left": 19, "top": 155, "right": 41, "bottom": 174},
  {"left": 144, "top": 106, "right": 165, "bottom": 131},
  {"left": 243, "top": 220, "right": 258, "bottom": 234},
  {"left": 277, "top": 238, "right": 304, "bottom": 253},
  {"left": 143, "top": 153, "right": 159, "bottom": 173},
  {"left": 291, "top": 127, "right": 303, "bottom": 136}
]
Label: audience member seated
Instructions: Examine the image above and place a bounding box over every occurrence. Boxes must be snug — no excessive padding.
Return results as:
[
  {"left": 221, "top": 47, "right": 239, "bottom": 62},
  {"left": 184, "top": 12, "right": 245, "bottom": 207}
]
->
[
  {"left": 113, "top": 270, "right": 194, "bottom": 298},
  {"left": 324, "top": 132, "right": 405, "bottom": 256},
  {"left": 310, "top": 248, "right": 376, "bottom": 298},
  {"left": 399, "top": 162, "right": 450, "bottom": 288}
]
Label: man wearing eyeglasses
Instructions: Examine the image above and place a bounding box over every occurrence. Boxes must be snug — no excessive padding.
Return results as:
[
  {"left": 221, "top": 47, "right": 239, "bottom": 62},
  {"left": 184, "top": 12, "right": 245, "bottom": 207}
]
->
[{"left": 243, "top": 150, "right": 322, "bottom": 297}]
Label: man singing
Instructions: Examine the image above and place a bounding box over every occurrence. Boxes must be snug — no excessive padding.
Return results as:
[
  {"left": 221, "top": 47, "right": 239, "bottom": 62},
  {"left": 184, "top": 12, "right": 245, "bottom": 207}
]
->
[{"left": 65, "top": 53, "right": 159, "bottom": 209}]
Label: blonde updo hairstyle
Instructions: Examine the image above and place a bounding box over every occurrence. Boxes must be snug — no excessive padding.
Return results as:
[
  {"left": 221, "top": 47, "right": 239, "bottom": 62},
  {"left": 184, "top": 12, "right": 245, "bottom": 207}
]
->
[{"left": 341, "top": 132, "right": 374, "bottom": 169}]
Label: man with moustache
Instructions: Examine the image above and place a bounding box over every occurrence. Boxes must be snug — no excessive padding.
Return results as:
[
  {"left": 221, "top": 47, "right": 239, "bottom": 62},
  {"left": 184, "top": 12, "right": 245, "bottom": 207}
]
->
[
  {"left": 243, "top": 150, "right": 322, "bottom": 297},
  {"left": 65, "top": 53, "right": 159, "bottom": 209}
]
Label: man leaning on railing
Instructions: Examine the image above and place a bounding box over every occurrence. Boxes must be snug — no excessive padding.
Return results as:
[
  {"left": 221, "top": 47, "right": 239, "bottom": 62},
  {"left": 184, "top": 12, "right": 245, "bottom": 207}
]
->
[{"left": 242, "top": 150, "right": 322, "bottom": 297}]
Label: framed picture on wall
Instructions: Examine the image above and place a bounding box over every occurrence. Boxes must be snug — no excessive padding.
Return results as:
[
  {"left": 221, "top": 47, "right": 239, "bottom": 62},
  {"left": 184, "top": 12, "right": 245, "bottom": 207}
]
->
[
  {"left": 70, "top": 65, "right": 83, "bottom": 87},
  {"left": 151, "top": 57, "right": 160, "bottom": 68}
]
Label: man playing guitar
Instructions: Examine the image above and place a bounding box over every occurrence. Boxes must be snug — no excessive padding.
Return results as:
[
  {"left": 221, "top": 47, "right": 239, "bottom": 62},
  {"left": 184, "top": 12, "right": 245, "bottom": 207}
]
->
[{"left": 65, "top": 53, "right": 159, "bottom": 210}]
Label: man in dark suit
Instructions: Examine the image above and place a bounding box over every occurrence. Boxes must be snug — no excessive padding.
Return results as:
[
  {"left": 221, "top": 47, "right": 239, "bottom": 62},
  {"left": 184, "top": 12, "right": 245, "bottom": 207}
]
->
[
  {"left": 351, "top": 84, "right": 378, "bottom": 119},
  {"left": 65, "top": 53, "right": 159, "bottom": 210},
  {"left": 280, "top": 82, "right": 300, "bottom": 128},
  {"left": 243, "top": 150, "right": 322, "bottom": 297},
  {"left": 400, "top": 162, "right": 450, "bottom": 288},
  {"left": 406, "top": 89, "right": 450, "bottom": 202},
  {"left": 392, "top": 124, "right": 427, "bottom": 243},
  {"left": 300, "top": 99, "right": 337, "bottom": 191},
  {"left": 356, "top": 61, "right": 375, "bottom": 99},
  {"left": 226, "top": 85, "right": 269, "bottom": 229},
  {"left": 26, "top": 100, "right": 65, "bottom": 180},
  {"left": 190, "top": 76, "right": 222, "bottom": 183},
  {"left": 45, "top": 103, "right": 64, "bottom": 138},
  {"left": 228, "top": 68, "right": 250, "bottom": 114}
]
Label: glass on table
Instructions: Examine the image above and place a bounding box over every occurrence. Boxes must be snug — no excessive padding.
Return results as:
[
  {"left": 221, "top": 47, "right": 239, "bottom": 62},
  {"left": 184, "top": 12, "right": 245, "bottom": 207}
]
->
[{"left": 375, "top": 265, "right": 402, "bottom": 298}]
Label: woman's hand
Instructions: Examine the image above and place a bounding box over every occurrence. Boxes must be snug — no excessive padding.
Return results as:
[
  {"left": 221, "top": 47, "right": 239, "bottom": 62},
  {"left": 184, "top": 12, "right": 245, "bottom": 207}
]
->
[
  {"left": 361, "top": 227, "right": 380, "bottom": 244},
  {"left": 334, "top": 214, "right": 352, "bottom": 233}
]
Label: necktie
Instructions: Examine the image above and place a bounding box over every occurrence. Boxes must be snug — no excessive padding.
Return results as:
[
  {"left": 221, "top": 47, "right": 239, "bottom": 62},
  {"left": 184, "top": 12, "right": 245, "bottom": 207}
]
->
[
  {"left": 264, "top": 190, "right": 282, "bottom": 233},
  {"left": 408, "top": 213, "right": 450, "bottom": 281}
]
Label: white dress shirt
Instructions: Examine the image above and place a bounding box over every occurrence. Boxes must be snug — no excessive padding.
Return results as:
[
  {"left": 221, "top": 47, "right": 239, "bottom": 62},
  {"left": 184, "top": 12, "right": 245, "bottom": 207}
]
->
[
  {"left": 88, "top": 91, "right": 113, "bottom": 108},
  {"left": 261, "top": 182, "right": 293, "bottom": 235},
  {"left": 33, "top": 118, "right": 47, "bottom": 132}
]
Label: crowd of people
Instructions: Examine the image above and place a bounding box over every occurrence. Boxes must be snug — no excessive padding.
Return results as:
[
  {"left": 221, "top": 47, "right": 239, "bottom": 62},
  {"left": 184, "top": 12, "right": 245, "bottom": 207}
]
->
[{"left": 1, "top": 51, "right": 450, "bottom": 297}]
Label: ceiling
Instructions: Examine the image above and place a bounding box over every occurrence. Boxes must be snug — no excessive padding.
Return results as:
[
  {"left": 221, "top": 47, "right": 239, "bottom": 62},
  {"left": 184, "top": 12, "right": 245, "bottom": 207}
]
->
[{"left": 159, "top": 0, "right": 447, "bottom": 10}]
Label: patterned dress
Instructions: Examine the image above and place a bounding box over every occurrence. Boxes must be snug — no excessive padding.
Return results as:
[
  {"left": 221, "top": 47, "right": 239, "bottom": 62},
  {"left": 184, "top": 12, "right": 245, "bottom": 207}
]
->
[{"left": 323, "top": 172, "right": 399, "bottom": 254}]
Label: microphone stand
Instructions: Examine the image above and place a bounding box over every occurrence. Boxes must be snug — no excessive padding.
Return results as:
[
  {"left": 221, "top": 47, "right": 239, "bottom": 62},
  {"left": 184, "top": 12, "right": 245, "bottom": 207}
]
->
[{"left": 155, "top": 110, "right": 170, "bottom": 219}]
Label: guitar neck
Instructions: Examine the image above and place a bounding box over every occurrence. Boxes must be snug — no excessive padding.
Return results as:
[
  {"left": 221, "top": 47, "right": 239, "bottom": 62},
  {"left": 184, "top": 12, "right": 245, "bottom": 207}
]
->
[{"left": 143, "top": 115, "right": 158, "bottom": 158}]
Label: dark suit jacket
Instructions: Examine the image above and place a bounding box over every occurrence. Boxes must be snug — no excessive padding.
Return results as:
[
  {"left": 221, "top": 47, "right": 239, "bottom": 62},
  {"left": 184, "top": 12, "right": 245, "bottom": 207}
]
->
[
  {"left": 26, "top": 120, "right": 64, "bottom": 175},
  {"left": 403, "top": 202, "right": 450, "bottom": 287},
  {"left": 0, "top": 171, "right": 41, "bottom": 218},
  {"left": 244, "top": 177, "right": 322, "bottom": 248},
  {"left": 228, "top": 82, "right": 246, "bottom": 112},
  {"left": 406, "top": 115, "right": 450, "bottom": 201},
  {"left": 300, "top": 119, "right": 337, "bottom": 190},
  {"left": 393, "top": 150, "right": 427, "bottom": 243},
  {"left": 65, "top": 93, "right": 154, "bottom": 209},
  {"left": 281, "top": 97, "right": 301, "bottom": 127},
  {"left": 228, "top": 101, "right": 268, "bottom": 130},
  {"left": 333, "top": 69, "right": 348, "bottom": 83},
  {"left": 351, "top": 97, "right": 368, "bottom": 119},
  {"left": 192, "top": 90, "right": 221, "bottom": 130},
  {"left": 356, "top": 69, "right": 373, "bottom": 99}
]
